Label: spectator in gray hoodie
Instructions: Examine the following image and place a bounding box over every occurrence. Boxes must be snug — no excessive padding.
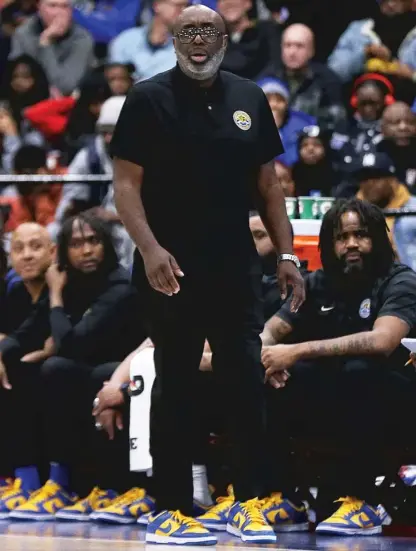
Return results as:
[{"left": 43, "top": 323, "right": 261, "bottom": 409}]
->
[{"left": 9, "top": 0, "right": 95, "bottom": 96}]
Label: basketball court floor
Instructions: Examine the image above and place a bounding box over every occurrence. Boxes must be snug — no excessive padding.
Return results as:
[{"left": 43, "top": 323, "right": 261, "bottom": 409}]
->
[{"left": 2, "top": 521, "right": 416, "bottom": 551}]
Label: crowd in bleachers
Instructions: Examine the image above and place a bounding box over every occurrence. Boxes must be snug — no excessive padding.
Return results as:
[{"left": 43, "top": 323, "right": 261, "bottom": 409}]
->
[
  {"left": 0, "top": 0, "right": 414, "bottom": 266},
  {"left": 0, "top": 0, "right": 415, "bottom": 540}
]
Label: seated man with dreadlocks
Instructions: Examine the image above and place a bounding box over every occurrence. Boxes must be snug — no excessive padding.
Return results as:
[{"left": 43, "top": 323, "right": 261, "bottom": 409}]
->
[{"left": 261, "top": 198, "right": 416, "bottom": 536}]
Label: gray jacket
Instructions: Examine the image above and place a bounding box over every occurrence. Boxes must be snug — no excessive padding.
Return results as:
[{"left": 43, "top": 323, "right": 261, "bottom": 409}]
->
[
  {"left": 9, "top": 15, "right": 95, "bottom": 95},
  {"left": 328, "top": 19, "right": 416, "bottom": 83}
]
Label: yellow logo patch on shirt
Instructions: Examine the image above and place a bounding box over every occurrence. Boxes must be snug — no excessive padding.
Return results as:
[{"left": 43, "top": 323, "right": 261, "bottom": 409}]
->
[{"left": 233, "top": 111, "right": 251, "bottom": 131}]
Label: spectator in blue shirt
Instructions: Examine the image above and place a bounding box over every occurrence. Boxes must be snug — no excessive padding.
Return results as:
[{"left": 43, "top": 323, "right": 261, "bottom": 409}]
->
[
  {"left": 109, "top": 0, "right": 188, "bottom": 80},
  {"left": 72, "top": 0, "right": 141, "bottom": 45},
  {"left": 257, "top": 76, "right": 316, "bottom": 167}
]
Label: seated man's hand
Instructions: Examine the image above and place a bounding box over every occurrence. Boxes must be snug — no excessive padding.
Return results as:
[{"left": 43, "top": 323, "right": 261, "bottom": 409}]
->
[
  {"left": 410, "top": 353, "right": 416, "bottom": 367},
  {"left": 199, "top": 352, "right": 212, "bottom": 372},
  {"left": 95, "top": 408, "right": 123, "bottom": 440},
  {"left": 93, "top": 381, "right": 124, "bottom": 416},
  {"left": 21, "top": 337, "right": 55, "bottom": 363},
  {"left": 262, "top": 344, "right": 299, "bottom": 388},
  {"left": 393, "top": 62, "right": 414, "bottom": 79},
  {"left": 0, "top": 360, "right": 11, "bottom": 390},
  {"left": 365, "top": 44, "right": 391, "bottom": 61}
]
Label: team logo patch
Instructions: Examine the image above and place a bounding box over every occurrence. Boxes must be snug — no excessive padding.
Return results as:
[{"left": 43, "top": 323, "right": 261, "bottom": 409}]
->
[
  {"left": 233, "top": 110, "right": 251, "bottom": 131},
  {"left": 359, "top": 298, "right": 371, "bottom": 319}
]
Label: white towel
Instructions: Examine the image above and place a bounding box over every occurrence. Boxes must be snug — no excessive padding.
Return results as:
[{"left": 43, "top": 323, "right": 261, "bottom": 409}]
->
[{"left": 129, "top": 347, "right": 156, "bottom": 474}]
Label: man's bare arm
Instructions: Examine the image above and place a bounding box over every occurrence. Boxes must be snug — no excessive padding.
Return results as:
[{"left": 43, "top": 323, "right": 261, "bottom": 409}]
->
[
  {"left": 256, "top": 161, "right": 293, "bottom": 255},
  {"left": 110, "top": 338, "right": 154, "bottom": 386},
  {"left": 261, "top": 315, "right": 293, "bottom": 345},
  {"left": 113, "top": 158, "right": 158, "bottom": 256},
  {"left": 256, "top": 161, "right": 305, "bottom": 310},
  {"left": 113, "top": 157, "right": 184, "bottom": 295},
  {"left": 296, "top": 316, "right": 410, "bottom": 360}
]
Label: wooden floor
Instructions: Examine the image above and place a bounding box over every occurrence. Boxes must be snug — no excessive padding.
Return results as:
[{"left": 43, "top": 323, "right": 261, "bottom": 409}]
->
[{"left": 1, "top": 522, "right": 416, "bottom": 551}]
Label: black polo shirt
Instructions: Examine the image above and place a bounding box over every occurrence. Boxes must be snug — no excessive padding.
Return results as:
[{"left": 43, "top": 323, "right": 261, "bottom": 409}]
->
[
  {"left": 276, "top": 262, "right": 416, "bottom": 368},
  {"left": 110, "top": 65, "right": 283, "bottom": 271}
]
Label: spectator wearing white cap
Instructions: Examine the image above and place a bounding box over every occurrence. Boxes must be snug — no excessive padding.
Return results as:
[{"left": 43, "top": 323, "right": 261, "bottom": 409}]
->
[
  {"left": 54, "top": 96, "right": 135, "bottom": 269},
  {"left": 257, "top": 76, "right": 316, "bottom": 167}
]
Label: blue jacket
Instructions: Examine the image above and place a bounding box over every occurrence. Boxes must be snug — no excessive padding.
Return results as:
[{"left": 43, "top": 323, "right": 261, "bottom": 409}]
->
[
  {"left": 328, "top": 19, "right": 416, "bottom": 82},
  {"left": 73, "top": 0, "right": 140, "bottom": 44},
  {"left": 277, "top": 110, "right": 316, "bottom": 167}
]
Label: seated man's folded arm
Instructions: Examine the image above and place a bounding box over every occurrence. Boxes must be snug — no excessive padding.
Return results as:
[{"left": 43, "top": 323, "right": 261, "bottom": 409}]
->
[{"left": 296, "top": 315, "right": 410, "bottom": 360}]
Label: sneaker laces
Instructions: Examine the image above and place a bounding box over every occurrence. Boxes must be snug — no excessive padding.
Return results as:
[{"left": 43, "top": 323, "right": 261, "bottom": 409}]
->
[
  {"left": 331, "top": 497, "right": 364, "bottom": 519},
  {"left": 110, "top": 488, "right": 145, "bottom": 506},
  {"left": 261, "top": 492, "right": 284, "bottom": 508},
  {"left": 2, "top": 478, "right": 23, "bottom": 498},
  {"left": 241, "top": 498, "right": 267, "bottom": 525},
  {"left": 78, "top": 486, "right": 104, "bottom": 506},
  {"left": 171, "top": 510, "right": 204, "bottom": 528},
  {"left": 205, "top": 494, "right": 234, "bottom": 515},
  {"left": 0, "top": 478, "right": 13, "bottom": 488},
  {"left": 27, "top": 481, "right": 62, "bottom": 504}
]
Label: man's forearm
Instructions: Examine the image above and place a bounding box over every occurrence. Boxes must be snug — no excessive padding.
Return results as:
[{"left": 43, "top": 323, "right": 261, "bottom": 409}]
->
[
  {"left": 113, "top": 173, "right": 158, "bottom": 256},
  {"left": 295, "top": 331, "right": 391, "bottom": 360},
  {"left": 50, "top": 290, "right": 64, "bottom": 308},
  {"left": 261, "top": 315, "right": 293, "bottom": 345},
  {"left": 110, "top": 339, "right": 154, "bottom": 386},
  {"left": 257, "top": 164, "right": 293, "bottom": 255},
  {"left": 110, "top": 353, "right": 134, "bottom": 386}
]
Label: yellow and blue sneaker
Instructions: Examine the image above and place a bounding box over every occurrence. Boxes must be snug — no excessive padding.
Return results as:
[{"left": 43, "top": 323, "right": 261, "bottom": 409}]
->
[
  {"left": 193, "top": 499, "right": 211, "bottom": 517},
  {"left": 55, "top": 487, "right": 117, "bottom": 522},
  {"left": 0, "top": 478, "right": 14, "bottom": 498},
  {"left": 197, "top": 486, "right": 234, "bottom": 531},
  {"left": 315, "top": 497, "right": 385, "bottom": 536},
  {"left": 262, "top": 492, "right": 309, "bottom": 532},
  {"left": 0, "top": 479, "right": 31, "bottom": 519},
  {"left": 227, "top": 498, "right": 277, "bottom": 543},
  {"left": 9, "top": 480, "right": 78, "bottom": 521},
  {"left": 138, "top": 511, "right": 155, "bottom": 526},
  {"left": 146, "top": 510, "right": 217, "bottom": 545},
  {"left": 138, "top": 498, "right": 215, "bottom": 527},
  {"left": 91, "top": 487, "right": 155, "bottom": 524}
]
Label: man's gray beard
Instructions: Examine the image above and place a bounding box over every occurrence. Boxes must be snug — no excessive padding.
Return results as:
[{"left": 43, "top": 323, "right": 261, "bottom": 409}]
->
[{"left": 176, "top": 46, "right": 226, "bottom": 81}]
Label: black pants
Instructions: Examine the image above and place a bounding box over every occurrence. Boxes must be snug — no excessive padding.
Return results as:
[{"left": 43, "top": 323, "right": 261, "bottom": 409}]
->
[
  {"left": 1, "top": 351, "right": 132, "bottom": 495},
  {"left": 134, "top": 260, "right": 267, "bottom": 515},
  {"left": 266, "top": 357, "right": 413, "bottom": 518}
]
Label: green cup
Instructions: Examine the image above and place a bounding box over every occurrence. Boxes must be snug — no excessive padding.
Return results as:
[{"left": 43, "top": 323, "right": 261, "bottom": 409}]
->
[
  {"left": 315, "top": 197, "right": 335, "bottom": 220},
  {"left": 285, "top": 198, "right": 297, "bottom": 219},
  {"left": 298, "top": 196, "right": 318, "bottom": 219}
]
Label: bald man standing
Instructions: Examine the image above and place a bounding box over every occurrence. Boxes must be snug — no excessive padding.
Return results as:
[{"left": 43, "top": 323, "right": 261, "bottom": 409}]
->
[
  {"left": 112, "top": 5, "right": 304, "bottom": 545},
  {"left": 275, "top": 23, "right": 345, "bottom": 129}
]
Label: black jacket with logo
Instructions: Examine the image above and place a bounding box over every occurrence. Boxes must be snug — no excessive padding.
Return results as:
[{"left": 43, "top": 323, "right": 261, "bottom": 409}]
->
[
  {"left": 276, "top": 263, "right": 416, "bottom": 368},
  {"left": 0, "top": 267, "right": 143, "bottom": 365}
]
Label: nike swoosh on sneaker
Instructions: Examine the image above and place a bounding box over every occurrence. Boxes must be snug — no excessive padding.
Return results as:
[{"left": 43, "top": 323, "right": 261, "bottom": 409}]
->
[{"left": 157, "top": 521, "right": 176, "bottom": 534}]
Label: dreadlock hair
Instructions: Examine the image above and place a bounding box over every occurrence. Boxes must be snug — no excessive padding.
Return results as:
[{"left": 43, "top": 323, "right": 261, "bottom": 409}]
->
[
  {"left": 57, "top": 211, "right": 119, "bottom": 277},
  {"left": 319, "top": 198, "right": 395, "bottom": 280}
]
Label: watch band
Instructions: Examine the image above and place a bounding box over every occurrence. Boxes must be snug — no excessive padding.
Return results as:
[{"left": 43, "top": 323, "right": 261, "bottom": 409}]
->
[
  {"left": 120, "top": 382, "right": 131, "bottom": 402},
  {"left": 277, "top": 253, "right": 301, "bottom": 269}
]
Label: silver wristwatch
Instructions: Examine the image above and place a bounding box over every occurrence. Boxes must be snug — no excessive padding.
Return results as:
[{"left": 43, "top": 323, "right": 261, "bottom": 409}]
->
[{"left": 277, "top": 253, "right": 301, "bottom": 269}]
